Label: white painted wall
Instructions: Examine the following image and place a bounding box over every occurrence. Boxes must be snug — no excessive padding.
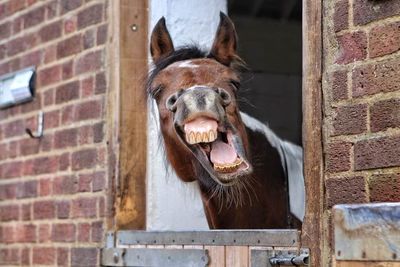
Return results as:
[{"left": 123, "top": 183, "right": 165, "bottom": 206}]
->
[{"left": 147, "top": 0, "right": 227, "bottom": 230}]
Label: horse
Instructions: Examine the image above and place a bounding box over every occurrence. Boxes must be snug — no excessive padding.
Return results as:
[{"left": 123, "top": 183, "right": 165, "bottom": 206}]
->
[{"left": 147, "top": 12, "right": 305, "bottom": 229}]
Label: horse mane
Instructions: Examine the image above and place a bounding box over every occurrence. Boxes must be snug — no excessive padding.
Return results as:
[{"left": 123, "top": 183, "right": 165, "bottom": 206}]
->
[{"left": 147, "top": 45, "right": 246, "bottom": 97}]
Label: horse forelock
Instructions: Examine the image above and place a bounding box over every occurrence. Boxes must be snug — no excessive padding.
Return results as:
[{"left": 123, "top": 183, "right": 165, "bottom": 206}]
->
[{"left": 146, "top": 45, "right": 246, "bottom": 98}]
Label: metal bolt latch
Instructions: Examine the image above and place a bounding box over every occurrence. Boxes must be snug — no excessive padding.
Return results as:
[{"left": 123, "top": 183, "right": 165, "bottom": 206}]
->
[{"left": 269, "top": 254, "right": 309, "bottom": 266}]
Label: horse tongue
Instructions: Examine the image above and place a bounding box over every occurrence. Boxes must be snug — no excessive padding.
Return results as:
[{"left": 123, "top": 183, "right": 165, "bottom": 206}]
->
[{"left": 210, "top": 140, "right": 238, "bottom": 165}]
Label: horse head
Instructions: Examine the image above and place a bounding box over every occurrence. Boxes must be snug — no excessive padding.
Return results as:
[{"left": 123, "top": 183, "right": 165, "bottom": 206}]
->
[{"left": 147, "top": 13, "right": 252, "bottom": 188}]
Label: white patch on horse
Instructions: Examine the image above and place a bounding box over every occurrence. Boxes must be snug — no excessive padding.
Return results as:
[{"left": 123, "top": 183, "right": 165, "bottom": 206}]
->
[
  {"left": 174, "top": 60, "right": 199, "bottom": 69},
  {"left": 240, "top": 112, "right": 305, "bottom": 222}
]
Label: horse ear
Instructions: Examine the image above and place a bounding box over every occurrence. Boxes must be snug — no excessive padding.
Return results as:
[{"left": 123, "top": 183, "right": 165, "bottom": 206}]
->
[
  {"left": 209, "top": 12, "right": 238, "bottom": 66},
  {"left": 150, "top": 17, "right": 174, "bottom": 63}
]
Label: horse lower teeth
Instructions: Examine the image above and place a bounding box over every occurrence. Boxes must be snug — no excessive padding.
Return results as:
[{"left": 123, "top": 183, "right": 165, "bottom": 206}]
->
[{"left": 213, "top": 158, "right": 243, "bottom": 172}]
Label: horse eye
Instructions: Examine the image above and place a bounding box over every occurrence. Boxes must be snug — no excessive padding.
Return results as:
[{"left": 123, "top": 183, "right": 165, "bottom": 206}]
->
[{"left": 230, "top": 80, "right": 241, "bottom": 90}]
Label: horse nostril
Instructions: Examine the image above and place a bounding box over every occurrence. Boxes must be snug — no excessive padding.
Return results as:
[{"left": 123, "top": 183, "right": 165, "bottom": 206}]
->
[
  {"left": 217, "top": 88, "right": 231, "bottom": 106},
  {"left": 166, "top": 94, "right": 178, "bottom": 112}
]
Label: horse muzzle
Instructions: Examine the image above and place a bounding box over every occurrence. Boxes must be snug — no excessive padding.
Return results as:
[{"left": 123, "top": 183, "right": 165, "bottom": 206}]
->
[{"left": 165, "top": 86, "right": 252, "bottom": 185}]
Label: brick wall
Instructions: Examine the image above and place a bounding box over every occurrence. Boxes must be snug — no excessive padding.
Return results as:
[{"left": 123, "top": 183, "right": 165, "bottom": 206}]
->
[
  {"left": 323, "top": 0, "right": 400, "bottom": 262},
  {"left": 0, "top": 1, "right": 111, "bottom": 266}
]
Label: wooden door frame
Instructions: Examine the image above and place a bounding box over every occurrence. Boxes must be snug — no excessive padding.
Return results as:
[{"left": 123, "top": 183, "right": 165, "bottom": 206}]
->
[
  {"left": 301, "top": 0, "right": 323, "bottom": 266},
  {"left": 109, "top": 0, "right": 324, "bottom": 264}
]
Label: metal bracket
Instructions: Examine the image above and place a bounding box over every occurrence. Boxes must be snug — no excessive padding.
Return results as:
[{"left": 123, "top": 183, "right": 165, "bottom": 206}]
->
[
  {"left": 25, "top": 111, "right": 43, "bottom": 138},
  {"left": 101, "top": 248, "right": 209, "bottom": 267},
  {"left": 251, "top": 248, "right": 309, "bottom": 267}
]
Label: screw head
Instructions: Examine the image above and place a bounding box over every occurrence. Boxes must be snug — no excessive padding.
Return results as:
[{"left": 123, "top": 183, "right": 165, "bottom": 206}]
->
[{"left": 131, "top": 24, "right": 138, "bottom": 31}]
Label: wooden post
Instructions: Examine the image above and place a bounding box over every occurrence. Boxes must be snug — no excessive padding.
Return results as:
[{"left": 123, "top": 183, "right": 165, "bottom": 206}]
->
[
  {"left": 114, "top": 0, "right": 149, "bottom": 230},
  {"left": 301, "top": 0, "right": 323, "bottom": 266}
]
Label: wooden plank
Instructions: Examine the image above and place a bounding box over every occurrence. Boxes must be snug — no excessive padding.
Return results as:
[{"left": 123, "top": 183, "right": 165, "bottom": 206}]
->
[
  {"left": 301, "top": 0, "right": 323, "bottom": 266},
  {"left": 115, "top": 0, "right": 148, "bottom": 230},
  {"left": 336, "top": 261, "right": 400, "bottom": 267},
  {"left": 226, "top": 246, "right": 249, "bottom": 267},
  {"left": 205, "top": 246, "right": 225, "bottom": 267}
]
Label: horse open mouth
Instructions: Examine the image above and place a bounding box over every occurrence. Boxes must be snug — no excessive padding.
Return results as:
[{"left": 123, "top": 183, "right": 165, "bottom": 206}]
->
[{"left": 180, "top": 116, "right": 251, "bottom": 185}]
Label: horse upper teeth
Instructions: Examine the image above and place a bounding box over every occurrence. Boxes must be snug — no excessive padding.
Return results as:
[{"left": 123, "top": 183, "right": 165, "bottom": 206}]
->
[{"left": 185, "top": 130, "right": 217, "bottom": 144}]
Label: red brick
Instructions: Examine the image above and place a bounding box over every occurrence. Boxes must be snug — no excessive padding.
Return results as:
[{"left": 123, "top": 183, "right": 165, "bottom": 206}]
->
[
  {"left": 64, "top": 17, "right": 77, "bottom": 34},
  {"left": 55, "top": 80, "right": 80, "bottom": 104},
  {"left": 354, "top": 136, "right": 400, "bottom": 170},
  {"left": 45, "top": 0, "right": 57, "bottom": 20},
  {"left": 4, "top": 119, "right": 25, "bottom": 138},
  {"left": 8, "top": 1, "right": 26, "bottom": 14},
  {"left": 78, "top": 125, "right": 93, "bottom": 145},
  {"left": 335, "top": 31, "right": 367, "bottom": 64},
  {"left": 75, "top": 99, "right": 102, "bottom": 121},
  {"left": 32, "top": 156, "right": 59, "bottom": 175},
  {"left": 20, "top": 96, "right": 42, "bottom": 113},
  {"left": 60, "top": 0, "right": 82, "bottom": 14},
  {"left": 78, "top": 173, "right": 92, "bottom": 192},
  {"left": 71, "top": 248, "right": 98, "bottom": 266},
  {"left": 0, "top": 21, "right": 11, "bottom": 39},
  {"left": 370, "top": 172, "right": 400, "bottom": 202},
  {"left": 21, "top": 247, "right": 30, "bottom": 265},
  {"left": 353, "top": 0, "right": 400, "bottom": 26},
  {"left": 21, "top": 50, "right": 41, "bottom": 68},
  {"left": 93, "top": 122, "right": 104, "bottom": 143},
  {"left": 0, "top": 204, "right": 19, "bottom": 221},
  {"left": 15, "top": 224, "right": 36, "bottom": 243},
  {"left": 369, "top": 21, "right": 400, "bottom": 58},
  {"left": 91, "top": 221, "right": 103, "bottom": 242},
  {"left": 57, "top": 34, "right": 82, "bottom": 59},
  {"left": 83, "top": 28, "right": 96, "bottom": 49},
  {"left": 39, "top": 178, "right": 52, "bottom": 196},
  {"left": 38, "top": 65, "right": 62, "bottom": 87},
  {"left": 72, "top": 197, "right": 97, "bottom": 218},
  {"left": 40, "top": 133, "right": 53, "bottom": 152},
  {"left": 59, "top": 152, "right": 70, "bottom": 171},
  {"left": 1, "top": 161, "right": 23, "bottom": 178},
  {"left": 62, "top": 60, "right": 74, "bottom": 79},
  {"left": 0, "top": 183, "right": 16, "bottom": 200},
  {"left": 333, "top": 0, "right": 348, "bottom": 32},
  {"left": 61, "top": 105, "right": 75, "bottom": 124},
  {"left": 39, "top": 20, "right": 62, "bottom": 42},
  {"left": 325, "top": 176, "right": 367, "bottom": 208},
  {"left": 75, "top": 50, "right": 103, "bottom": 74},
  {"left": 44, "top": 110, "right": 60, "bottom": 129},
  {"left": 33, "top": 200, "right": 55, "bottom": 219},
  {"left": 23, "top": 6, "right": 45, "bottom": 29},
  {"left": 332, "top": 104, "right": 367, "bottom": 135},
  {"left": 57, "top": 200, "right": 70, "bottom": 219},
  {"left": 72, "top": 148, "right": 98, "bottom": 170},
  {"left": 43, "top": 44, "right": 57, "bottom": 63},
  {"left": 97, "top": 24, "right": 108, "bottom": 45},
  {"left": 19, "top": 138, "right": 40, "bottom": 156},
  {"left": 43, "top": 89, "right": 55, "bottom": 105},
  {"left": 77, "top": 4, "right": 103, "bottom": 29},
  {"left": 331, "top": 70, "right": 347, "bottom": 102},
  {"left": 22, "top": 203, "right": 32, "bottom": 220},
  {"left": 13, "top": 17, "right": 23, "bottom": 34},
  {"left": 38, "top": 224, "right": 51, "bottom": 242},
  {"left": 54, "top": 128, "right": 78, "bottom": 149},
  {"left": 370, "top": 99, "right": 400, "bottom": 132},
  {"left": 57, "top": 247, "right": 69, "bottom": 266},
  {"left": 1, "top": 226, "right": 15, "bottom": 243},
  {"left": 95, "top": 72, "right": 107, "bottom": 94},
  {"left": 52, "top": 223, "right": 76, "bottom": 242},
  {"left": 81, "top": 76, "right": 94, "bottom": 97},
  {"left": 99, "top": 196, "right": 106, "bottom": 217},
  {"left": 32, "top": 247, "right": 56, "bottom": 265},
  {"left": 16, "top": 180, "right": 38, "bottom": 199},
  {"left": 0, "top": 248, "right": 19, "bottom": 265},
  {"left": 92, "top": 171, "right": 106, "bottom": 191},
  {"left": 77, "top": 223, "right": 90, "bottom": 242},
  {"left": 53, "top": 175, "right": 78, "bottom": 195}
]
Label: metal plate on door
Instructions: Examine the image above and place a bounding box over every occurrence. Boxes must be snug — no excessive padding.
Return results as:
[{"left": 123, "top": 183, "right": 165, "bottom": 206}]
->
[{"left": 101, "top": 248, "right": 209, "bottom": 267}]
